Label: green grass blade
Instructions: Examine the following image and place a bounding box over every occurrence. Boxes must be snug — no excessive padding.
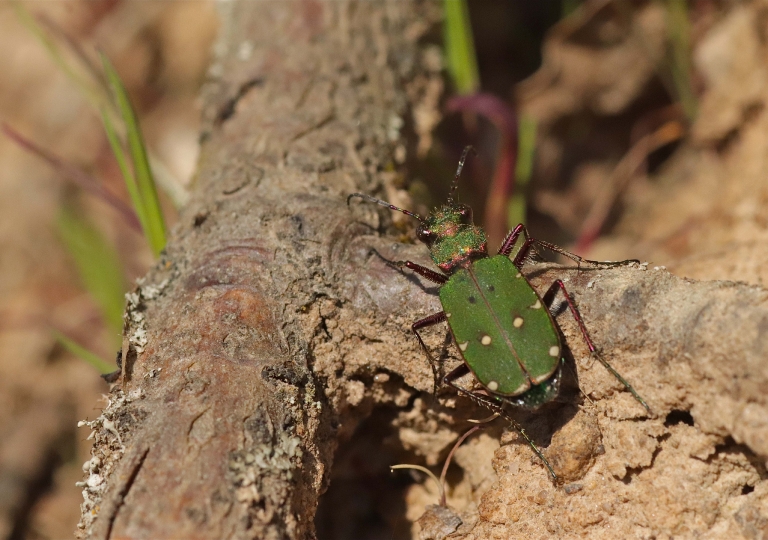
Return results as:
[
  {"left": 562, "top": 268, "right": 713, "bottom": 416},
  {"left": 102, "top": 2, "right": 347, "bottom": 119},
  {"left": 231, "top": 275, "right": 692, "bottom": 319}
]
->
[
  {"left": 507, "top": 193, "right": 527, "bottom": 231},
  {"left": 100, "top": 52, "right": 166, "bottom": 256},
  {"left": 561, "top": 0, "right": 581, "bottom": 18},
  {"left": 57, "top": 205, "right": 125, "bottom": 338},
  {"left": 100, "top": 108, "right": 149, "bottom": 235},
  {"left": 52, "top": 330, "right": 115, "bottom": 374},
  {"left": 17, "top": 5, "right": 187, "bottom": 211},
  {"left": 508, "top": 115, "right": 537, "bottom": 227},
  {"left": 444, "top": 0, "right": 480, "bottom": 94},
  {"left": 665, "top": 0, "right": 697, "bottom": 121}
]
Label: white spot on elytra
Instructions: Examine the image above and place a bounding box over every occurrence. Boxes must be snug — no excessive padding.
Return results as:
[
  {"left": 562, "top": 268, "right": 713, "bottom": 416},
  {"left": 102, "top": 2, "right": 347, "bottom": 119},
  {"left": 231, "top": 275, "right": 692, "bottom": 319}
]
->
[
  {"left": 549, "top": 346, "right": 560, "bottom": 357},
  {"left": 481, "top": 334, "right": 492, "bottom": 346},
  {"left": 445, "top": 312, "right": 452, "bottom": 318},
  {"left": 515, "top": 272, "right": 522, "bottom": 278},
  {"left": 458, "top": 341, "right": 469, "bottom": 351},
  {"left": 530, "top": 300, "right": 542, "bottom": 310},
  {"left": 513, "top": 317, "right": 524, "bottom": 328},
  {"left": 487, "top": 380, "right": 499, "bottom": 391}
]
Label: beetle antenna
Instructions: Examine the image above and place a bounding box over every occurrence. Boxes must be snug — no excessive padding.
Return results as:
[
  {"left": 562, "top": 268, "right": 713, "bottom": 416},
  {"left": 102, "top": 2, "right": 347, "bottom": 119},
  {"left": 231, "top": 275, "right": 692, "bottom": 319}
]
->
[
  {"left": 447, "top": 145, "right": 476, "bottom": 205},
  {"left": 347, "top": 193, "right": 424, "bottom": 222}
]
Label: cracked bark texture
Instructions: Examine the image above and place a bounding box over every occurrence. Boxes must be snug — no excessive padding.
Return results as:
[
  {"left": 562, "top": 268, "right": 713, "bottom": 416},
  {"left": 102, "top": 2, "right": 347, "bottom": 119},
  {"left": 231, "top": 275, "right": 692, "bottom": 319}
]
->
[
  {"left": 77, "top": 2, "right": 768, "bottom": 539},
  {"left": 78, "top": 2, "right": 443, "bottom": 539}
]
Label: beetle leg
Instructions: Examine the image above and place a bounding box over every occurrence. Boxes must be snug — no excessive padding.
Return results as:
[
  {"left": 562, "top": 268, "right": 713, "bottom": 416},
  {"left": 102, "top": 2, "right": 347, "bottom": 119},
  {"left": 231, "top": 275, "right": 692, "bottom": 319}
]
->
[
  {"left": 413, "top": 311, "right": 447, "bottom": 349},
  {"left": 443, "top": 365, "right": 559, "bottom": 482},
  {"left": 413, "top": 311, "right": 448, "bottom": 390},
  {"left": 543, "top": 280, "right": 651, "bottom": 414},
  {"left": 396, "top": 260, "right": 448, "bottom": 284},
  {"left": 512, "top": 238, "right": 538, "bottom": 268},
  {"left": 533, "top": 239, "right": 639, "bottom": 269},
  {"left": 498, "top": 223, "right": 526, "bottom": 257},
  {"left": 501, "top": 223, "right": 638, "bottom": 269},
  {"left": 501, "top": 224, "right": 540, "bottom": 269}
]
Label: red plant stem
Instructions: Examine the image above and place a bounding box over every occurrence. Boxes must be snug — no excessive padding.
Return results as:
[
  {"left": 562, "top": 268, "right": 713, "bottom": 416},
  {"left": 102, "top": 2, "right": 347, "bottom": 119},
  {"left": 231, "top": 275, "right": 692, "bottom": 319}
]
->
[{"left": 2, "top": 123, "right": 142, "bottom": 232}]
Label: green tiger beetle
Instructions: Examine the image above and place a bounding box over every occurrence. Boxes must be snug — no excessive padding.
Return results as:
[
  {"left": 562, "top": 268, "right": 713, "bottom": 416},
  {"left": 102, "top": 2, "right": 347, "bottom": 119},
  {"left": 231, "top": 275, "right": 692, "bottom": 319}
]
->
[{"left": 348, "top": 147, "right": 650, "bottom": 482}]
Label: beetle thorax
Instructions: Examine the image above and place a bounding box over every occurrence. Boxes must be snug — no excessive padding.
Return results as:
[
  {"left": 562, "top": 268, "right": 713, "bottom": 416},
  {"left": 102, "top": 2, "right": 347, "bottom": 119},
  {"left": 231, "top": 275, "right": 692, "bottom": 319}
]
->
[{"left": 420, "top": 206, "right": 487, "bottom": 272}]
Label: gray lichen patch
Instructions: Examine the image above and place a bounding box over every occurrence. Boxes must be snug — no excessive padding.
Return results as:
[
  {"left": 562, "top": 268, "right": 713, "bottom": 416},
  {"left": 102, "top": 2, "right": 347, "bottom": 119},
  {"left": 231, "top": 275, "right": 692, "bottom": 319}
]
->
[
  {"left": 76, "top": 389, "right": 137, "bottom": 537},
  {"left": 124, "top": 277, "right": 170, "bottom": 354},
  {"left": 227, "top": 407, "right": 305, "bottom": 536}
]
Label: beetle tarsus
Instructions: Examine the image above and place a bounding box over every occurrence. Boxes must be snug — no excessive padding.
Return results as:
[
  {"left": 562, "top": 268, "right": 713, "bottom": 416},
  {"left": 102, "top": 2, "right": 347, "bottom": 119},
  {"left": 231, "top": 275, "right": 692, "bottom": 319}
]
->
[
  {"left": 443, "top": 364, "right": 559, "bottom": 482},
  {"left": 542, "top": 279, "right": 652, "bottom": 414}
]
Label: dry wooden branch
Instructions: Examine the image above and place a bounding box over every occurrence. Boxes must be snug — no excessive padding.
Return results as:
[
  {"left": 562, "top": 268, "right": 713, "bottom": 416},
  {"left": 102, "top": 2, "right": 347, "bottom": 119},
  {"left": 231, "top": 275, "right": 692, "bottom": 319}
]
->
[{"left": 79, "top": 2, "right": 442, "bottom": 539}]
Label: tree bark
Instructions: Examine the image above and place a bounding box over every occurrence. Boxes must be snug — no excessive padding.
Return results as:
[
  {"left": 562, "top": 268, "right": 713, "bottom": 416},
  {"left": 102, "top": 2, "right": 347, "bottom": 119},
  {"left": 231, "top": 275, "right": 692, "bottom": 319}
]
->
[
  {"left": 77, "top": 2, "right": 768, "bottom": 539},
  {"left": 78, "top": 2, "right": 442, "bottom": 539}
]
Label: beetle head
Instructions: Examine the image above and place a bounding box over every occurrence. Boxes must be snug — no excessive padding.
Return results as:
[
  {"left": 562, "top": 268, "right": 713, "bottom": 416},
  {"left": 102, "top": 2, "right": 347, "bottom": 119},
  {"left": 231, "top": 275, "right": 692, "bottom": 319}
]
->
[
  {"left": 347, "top": 146, "right": 486, "bottom": 273},
  {"left": 417, "top": 203, "right": 487, "bottom": 272}
]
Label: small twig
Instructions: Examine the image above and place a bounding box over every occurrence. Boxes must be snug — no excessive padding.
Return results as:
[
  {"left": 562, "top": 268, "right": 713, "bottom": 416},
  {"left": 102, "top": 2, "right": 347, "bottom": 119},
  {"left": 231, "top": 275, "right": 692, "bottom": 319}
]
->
[
  {"left": 390, "top": 464, "right": 444, "bottom": 506},
  {"left": 438, "top": 425, "right": 483, "bottom": 507}
]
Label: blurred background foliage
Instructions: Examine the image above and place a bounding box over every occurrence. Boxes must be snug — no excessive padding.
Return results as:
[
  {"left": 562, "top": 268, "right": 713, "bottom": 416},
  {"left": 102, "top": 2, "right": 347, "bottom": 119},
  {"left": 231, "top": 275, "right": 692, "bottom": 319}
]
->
[{"left": 0, "top": 2, "right": 216, "bottom": 537}]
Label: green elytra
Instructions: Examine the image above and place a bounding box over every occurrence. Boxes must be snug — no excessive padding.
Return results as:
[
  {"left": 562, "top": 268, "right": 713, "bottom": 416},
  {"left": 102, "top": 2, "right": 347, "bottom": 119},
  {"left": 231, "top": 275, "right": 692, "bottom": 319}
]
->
[
  {"left": 441, "top": 256, "right": 561, "bottom": 397},
  {"left": 348, "top": 147, "right": 650, "bottom": 481}
]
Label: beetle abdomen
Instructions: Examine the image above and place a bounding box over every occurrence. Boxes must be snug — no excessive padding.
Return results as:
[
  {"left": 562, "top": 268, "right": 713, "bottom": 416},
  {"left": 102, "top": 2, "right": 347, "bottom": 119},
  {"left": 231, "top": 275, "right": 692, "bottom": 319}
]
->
[{"left": 439, "top": 256, "right": 561, "bottom": 396}]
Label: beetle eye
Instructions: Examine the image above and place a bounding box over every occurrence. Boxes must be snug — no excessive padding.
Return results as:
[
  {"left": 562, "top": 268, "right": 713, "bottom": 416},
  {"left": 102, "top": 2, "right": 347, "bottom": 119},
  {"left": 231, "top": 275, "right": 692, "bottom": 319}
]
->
[
  {"left": 457, "top": 204, "right": 473, "bottom": 223},
  {"left": 417, "top": 227, "right": 436, "bottom": 244}
]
